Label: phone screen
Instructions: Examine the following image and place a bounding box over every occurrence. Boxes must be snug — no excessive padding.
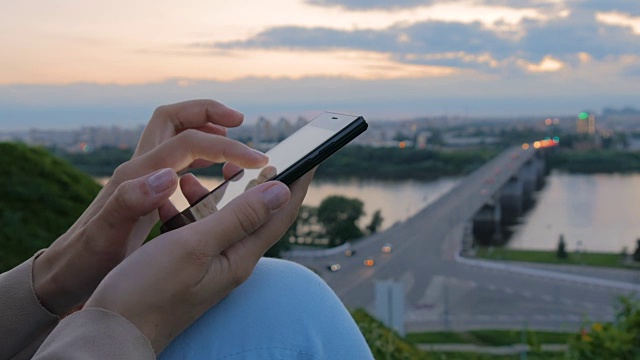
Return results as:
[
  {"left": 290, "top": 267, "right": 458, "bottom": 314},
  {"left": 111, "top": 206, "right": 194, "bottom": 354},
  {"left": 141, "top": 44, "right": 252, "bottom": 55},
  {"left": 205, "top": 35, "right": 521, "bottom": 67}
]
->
[{"left": 161, "top": 112, "right": 366, "bottom": 232}]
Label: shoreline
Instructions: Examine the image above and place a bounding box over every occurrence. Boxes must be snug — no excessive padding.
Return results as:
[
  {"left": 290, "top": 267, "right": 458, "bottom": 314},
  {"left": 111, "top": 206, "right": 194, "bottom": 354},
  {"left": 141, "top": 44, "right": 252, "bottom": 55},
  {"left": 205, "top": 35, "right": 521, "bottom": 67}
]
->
[{"left": 472, "top": 247, "right": 640, "bottom": 270}]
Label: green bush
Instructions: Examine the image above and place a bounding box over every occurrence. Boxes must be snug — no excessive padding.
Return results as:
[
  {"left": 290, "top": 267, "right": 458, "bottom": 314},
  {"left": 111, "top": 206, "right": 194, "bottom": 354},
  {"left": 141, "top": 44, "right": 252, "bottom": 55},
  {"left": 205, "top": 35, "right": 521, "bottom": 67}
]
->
[
  {"left": 567, "top": 297, "right": 640, "bottom": 359},
  {"left": 0, "top": 142, "right": 101, "bottom": 272},
  {"left": 352, "top": 308, "right": 431, "bottom": 360}
]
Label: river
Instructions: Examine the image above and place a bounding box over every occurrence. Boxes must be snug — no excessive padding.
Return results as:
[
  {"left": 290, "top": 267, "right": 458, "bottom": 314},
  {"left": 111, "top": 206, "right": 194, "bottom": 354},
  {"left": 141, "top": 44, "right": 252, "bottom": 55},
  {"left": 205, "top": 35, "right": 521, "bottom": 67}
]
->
[
  {"left": 168, "top": 177, "right": 461, "bottom": 232},
  {"left": 98, "top": 172, "right": 640, "bottom": 253},
  {"left": 506, "top": 172, "right": 640, "bottom": 253}
]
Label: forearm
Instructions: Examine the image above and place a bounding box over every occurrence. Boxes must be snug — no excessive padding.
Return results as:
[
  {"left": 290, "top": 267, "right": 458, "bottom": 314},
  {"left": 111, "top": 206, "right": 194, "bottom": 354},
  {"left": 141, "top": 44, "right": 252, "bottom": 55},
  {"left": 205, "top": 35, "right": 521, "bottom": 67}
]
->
[
  {"left": 0, "top": 251, "right": 60, "bottom": 359},
  {"left": 33, "top": 308, "right": 154, "bottom": 360}
]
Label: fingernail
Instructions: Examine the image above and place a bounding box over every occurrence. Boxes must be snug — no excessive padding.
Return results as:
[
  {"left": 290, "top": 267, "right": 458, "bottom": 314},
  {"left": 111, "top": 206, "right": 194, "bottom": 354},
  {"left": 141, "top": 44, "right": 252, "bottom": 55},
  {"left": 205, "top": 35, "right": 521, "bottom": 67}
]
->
[
  {"left": 262, "top": 183, "right": 289, "bottom": 210},
  {"left": 148, "top": 168, "right": 174, "bottom": 194}
]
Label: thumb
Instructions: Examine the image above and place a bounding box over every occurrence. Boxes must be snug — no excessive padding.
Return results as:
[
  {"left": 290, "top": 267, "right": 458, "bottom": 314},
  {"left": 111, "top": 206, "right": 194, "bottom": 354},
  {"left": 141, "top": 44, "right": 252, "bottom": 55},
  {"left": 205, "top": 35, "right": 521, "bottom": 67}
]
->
[
  {"left": 87, "top": 168, "right": 178, "bottom": 249},
  {"left": 187, "top": 181, "right": 291, "bottom": 256}
]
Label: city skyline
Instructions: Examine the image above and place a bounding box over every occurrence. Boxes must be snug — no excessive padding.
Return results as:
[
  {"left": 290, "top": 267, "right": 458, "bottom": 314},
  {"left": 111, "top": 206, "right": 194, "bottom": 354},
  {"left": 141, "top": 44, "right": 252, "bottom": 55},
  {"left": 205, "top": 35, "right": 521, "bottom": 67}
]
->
[{"left": 1, "top": 0, "right": 639, "bottom": 130}]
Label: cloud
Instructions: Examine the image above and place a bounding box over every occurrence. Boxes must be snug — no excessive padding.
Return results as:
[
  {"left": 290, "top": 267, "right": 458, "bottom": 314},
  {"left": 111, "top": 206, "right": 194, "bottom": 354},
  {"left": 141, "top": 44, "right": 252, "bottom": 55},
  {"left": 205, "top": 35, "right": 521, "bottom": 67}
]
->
[
  {"left": 213, "top": 26, "right": 398, "bottom": 53},
  {"left": 212, "top": 22, "right": 515, "bottom": 72},
  {"left": 578, "top": 0, "right": 640, "bottom": 16},
  {"left": 306, "top": 0, "right": 561, "bottom": 11},
  {"left": 622, "top": 63, "right": 640, "bottom": 77},
  {"left": 209, "top": 9, "right": 640, "bottom": 73},
  {"left": 519, "top": 11, "right": 640, "bottom": 61},
  {"left": 305, "top": 0, "right": 439, "bottom": 11}
]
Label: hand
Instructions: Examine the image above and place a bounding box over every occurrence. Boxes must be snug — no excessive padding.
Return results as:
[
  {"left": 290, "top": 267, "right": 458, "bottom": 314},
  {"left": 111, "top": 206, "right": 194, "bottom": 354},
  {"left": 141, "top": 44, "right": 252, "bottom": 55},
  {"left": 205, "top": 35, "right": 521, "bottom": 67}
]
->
[
  {"left": 85, "top": 171, "right": 314, "bottom": 353},
  {"left": 32, "top": 101, "right": 265, "bottom": 316}
]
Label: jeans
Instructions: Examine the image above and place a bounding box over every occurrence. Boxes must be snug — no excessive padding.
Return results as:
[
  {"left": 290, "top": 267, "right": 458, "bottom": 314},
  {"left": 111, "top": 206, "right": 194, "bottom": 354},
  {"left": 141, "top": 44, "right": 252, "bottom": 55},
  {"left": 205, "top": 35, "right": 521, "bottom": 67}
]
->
[{"left": 159, "top": 258, "right": 373, "bottom": 359}]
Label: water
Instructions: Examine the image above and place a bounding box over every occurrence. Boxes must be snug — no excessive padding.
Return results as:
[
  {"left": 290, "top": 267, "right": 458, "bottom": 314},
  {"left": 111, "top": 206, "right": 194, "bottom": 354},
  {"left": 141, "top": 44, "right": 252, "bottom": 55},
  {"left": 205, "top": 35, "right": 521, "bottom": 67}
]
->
[
  {"left": 507, "top": 172, "right": 640, "bottom": 253},
  {"left": 98, "top": 172, "right": 640, "bottom": 253},
  {"left": 168, "top": 177, "right": 460, "bottom": 231}
]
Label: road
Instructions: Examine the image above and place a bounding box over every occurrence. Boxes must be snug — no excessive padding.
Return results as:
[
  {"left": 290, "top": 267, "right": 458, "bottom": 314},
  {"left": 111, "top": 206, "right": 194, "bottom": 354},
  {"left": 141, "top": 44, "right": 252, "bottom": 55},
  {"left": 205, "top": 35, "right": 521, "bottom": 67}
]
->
[{"left": 289, "top": 146, "right": 640, "bottom": 331}]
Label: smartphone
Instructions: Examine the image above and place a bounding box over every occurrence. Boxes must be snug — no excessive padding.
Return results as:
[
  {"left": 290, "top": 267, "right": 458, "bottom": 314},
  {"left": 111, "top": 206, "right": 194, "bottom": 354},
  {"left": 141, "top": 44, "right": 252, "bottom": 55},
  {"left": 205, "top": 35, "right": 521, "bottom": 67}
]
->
[{"left": 160, "top": 111, "right": 368, "bottom": 233}]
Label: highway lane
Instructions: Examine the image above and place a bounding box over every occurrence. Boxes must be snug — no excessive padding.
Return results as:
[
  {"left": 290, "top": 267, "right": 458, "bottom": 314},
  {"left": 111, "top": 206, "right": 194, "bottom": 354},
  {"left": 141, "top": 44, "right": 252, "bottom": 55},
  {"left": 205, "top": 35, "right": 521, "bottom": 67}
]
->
[{"left": 288, "top": 146, "right": 637, "bottom": 331}]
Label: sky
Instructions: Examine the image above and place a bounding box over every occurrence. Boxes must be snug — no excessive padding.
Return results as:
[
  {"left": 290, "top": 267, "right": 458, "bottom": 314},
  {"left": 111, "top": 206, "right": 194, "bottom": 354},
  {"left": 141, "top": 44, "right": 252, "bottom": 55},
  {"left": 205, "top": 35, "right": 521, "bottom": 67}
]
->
[{"left": 1, "top": 0, "right": 639, "bottom": 130}]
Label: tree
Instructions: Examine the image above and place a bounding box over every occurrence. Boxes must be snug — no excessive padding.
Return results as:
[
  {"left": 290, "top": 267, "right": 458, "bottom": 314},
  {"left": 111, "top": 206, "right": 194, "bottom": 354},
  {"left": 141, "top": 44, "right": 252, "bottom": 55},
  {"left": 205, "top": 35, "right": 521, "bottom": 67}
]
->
[
  {"left": 366, "top": 209, "right": 384, "bottom": 235},
  {"left": 317, "top": 195, "right": 365, "bottom": 247},
  {"left": 633, "top": 239, "right": 640, "bottom": 262},
  {"left": 266, "top": 205, "right": 318, "bottom": 258},
  {"left": 556, "top": 234, "right": 568, "bottom": 259}
]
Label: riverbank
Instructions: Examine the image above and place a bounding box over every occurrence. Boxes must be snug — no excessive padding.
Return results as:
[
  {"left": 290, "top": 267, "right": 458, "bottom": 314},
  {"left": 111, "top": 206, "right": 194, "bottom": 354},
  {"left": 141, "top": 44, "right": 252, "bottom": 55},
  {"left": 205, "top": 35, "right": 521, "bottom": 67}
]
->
[{"left": 474, "top": 247, "right": 640, "bottom": 270}]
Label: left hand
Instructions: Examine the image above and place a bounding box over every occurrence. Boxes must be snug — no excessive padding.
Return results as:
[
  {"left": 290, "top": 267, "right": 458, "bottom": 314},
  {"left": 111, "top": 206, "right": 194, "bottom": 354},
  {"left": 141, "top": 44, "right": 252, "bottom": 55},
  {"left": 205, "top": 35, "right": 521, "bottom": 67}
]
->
[{"left": 32, "top": 100, "right": 260, "bottom": 316}]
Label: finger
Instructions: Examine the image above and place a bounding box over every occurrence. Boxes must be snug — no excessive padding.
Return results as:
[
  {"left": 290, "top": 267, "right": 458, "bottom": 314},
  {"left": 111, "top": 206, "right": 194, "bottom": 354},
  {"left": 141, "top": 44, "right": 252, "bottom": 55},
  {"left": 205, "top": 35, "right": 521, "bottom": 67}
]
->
[
  {"left": 152, "top": 99, "right": 243, "bottom": 133},
  {"left": 180, "top": 173, "right": 210, "bottom": 205},
  {"left": 118, "top": 131, "right": 268, "bottom": 182},
  {"left": 186, "top": 181, "right": 291, "bottom": 256},
  {"left": 183, "top": 123, "right": 231, "bottom": 169},
  {"left": 134, "top": 100, "right": 243, "bottom": 157},
  {"left": 85, "top": 168, "right": 178, "bottom": 253},
  {"left": 159, "top": 201, "right": 180, "bottom": 223},
  {"left": 193, "top": 123, "right": 227, "bottom": 137},
  {"left": 222, "top": 162, "right": 244, "bottom": 180},
  {"left": 187, "top": 159, "right": 216, "bottom": 169},
  {"left": 223, "top": 169, "right": 315, "bottom": 264}
]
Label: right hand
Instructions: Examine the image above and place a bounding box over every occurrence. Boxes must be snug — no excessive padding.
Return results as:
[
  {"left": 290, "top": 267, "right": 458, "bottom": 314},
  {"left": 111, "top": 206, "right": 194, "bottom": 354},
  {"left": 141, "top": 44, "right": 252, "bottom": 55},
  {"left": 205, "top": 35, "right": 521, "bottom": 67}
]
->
[{"left": 85, "top": 171, "right": 314, "bottom": 353}]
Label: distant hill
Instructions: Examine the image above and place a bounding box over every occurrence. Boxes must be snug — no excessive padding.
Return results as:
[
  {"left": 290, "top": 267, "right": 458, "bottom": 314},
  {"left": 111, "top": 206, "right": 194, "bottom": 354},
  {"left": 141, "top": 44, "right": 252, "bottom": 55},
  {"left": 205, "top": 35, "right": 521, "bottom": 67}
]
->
[{"left": 0, "top": 142, "right": 101, "bottom": 272}]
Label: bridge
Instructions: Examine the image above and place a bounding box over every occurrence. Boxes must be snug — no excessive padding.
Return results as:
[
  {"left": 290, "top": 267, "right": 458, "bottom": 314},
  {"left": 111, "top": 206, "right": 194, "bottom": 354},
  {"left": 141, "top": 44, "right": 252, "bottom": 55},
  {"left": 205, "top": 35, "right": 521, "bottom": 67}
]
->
[{"left": 286, "top": 145, "right": 640, "bottom": 332}]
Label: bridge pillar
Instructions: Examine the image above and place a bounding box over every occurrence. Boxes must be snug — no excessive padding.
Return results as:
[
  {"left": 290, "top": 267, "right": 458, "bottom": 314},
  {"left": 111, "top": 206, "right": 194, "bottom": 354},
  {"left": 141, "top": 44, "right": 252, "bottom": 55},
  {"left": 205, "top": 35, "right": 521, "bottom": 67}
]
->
[
  {"left": 499, "top": 176, "right": 523, "bottom": 225},
  {"left": 533, "top": 154, "right": 546, "bottom": 190},
  {"left": 472, "top": 199, "right": 502, "bottom": 246},
  {"left": 518, "top": 160, "right": 537, "bottom": 209}
]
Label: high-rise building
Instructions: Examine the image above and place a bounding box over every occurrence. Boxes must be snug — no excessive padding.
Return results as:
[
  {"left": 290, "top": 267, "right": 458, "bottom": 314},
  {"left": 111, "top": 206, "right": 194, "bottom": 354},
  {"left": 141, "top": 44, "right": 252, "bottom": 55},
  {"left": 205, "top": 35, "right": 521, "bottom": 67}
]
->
[
  {"left": 576, "top": 112, "right": 595, "bottom": 134},
  {"left": 254, "top": 116, "right": 273, "bottom": 143}
]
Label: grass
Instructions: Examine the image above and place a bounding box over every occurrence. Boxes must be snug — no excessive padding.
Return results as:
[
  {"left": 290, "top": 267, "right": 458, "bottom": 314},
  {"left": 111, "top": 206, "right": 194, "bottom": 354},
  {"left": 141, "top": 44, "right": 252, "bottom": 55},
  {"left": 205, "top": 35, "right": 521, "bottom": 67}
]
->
[
  {"left": 426, "top": 352, "right": 565, "bottom": 360},
  {"left": 406, "top": 330, "right": 572, "bottom": 347},
  {"left": 351, "top": 309, "right": 573, "bottom": 359},
  {"left": 474, "top": 247, "right": 639, "bottom": 269}
]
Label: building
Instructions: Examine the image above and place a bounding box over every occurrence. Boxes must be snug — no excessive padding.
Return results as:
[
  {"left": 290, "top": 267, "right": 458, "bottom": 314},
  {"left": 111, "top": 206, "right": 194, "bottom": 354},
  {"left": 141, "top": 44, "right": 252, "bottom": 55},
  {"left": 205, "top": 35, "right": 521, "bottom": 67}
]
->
[{"left": 576, "top": 112, "right": 596, "bottom": 135}]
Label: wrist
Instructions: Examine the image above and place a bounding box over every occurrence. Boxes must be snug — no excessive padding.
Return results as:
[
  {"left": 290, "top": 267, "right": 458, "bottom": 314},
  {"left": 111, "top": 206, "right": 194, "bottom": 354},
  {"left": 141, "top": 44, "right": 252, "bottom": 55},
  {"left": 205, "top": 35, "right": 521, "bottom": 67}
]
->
[{"left": 32, "top": 248, "right": 75, "bottom": 316}]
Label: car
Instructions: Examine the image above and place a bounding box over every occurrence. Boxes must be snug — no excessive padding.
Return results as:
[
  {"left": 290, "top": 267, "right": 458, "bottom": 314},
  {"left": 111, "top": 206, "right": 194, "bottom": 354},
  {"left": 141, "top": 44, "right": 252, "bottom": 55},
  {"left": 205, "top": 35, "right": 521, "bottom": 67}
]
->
[
  {"left": 363, "top": 259, "right": 375, "bottom": 267},
  {"left": 344, "top": 249, "right": 356, "bottom": 257},
  {"left": 327, "top": 264, "right": 342, "bottom": 272},
  {"left": 381, "top": 244, "right": 392, "bottom": 253}
]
